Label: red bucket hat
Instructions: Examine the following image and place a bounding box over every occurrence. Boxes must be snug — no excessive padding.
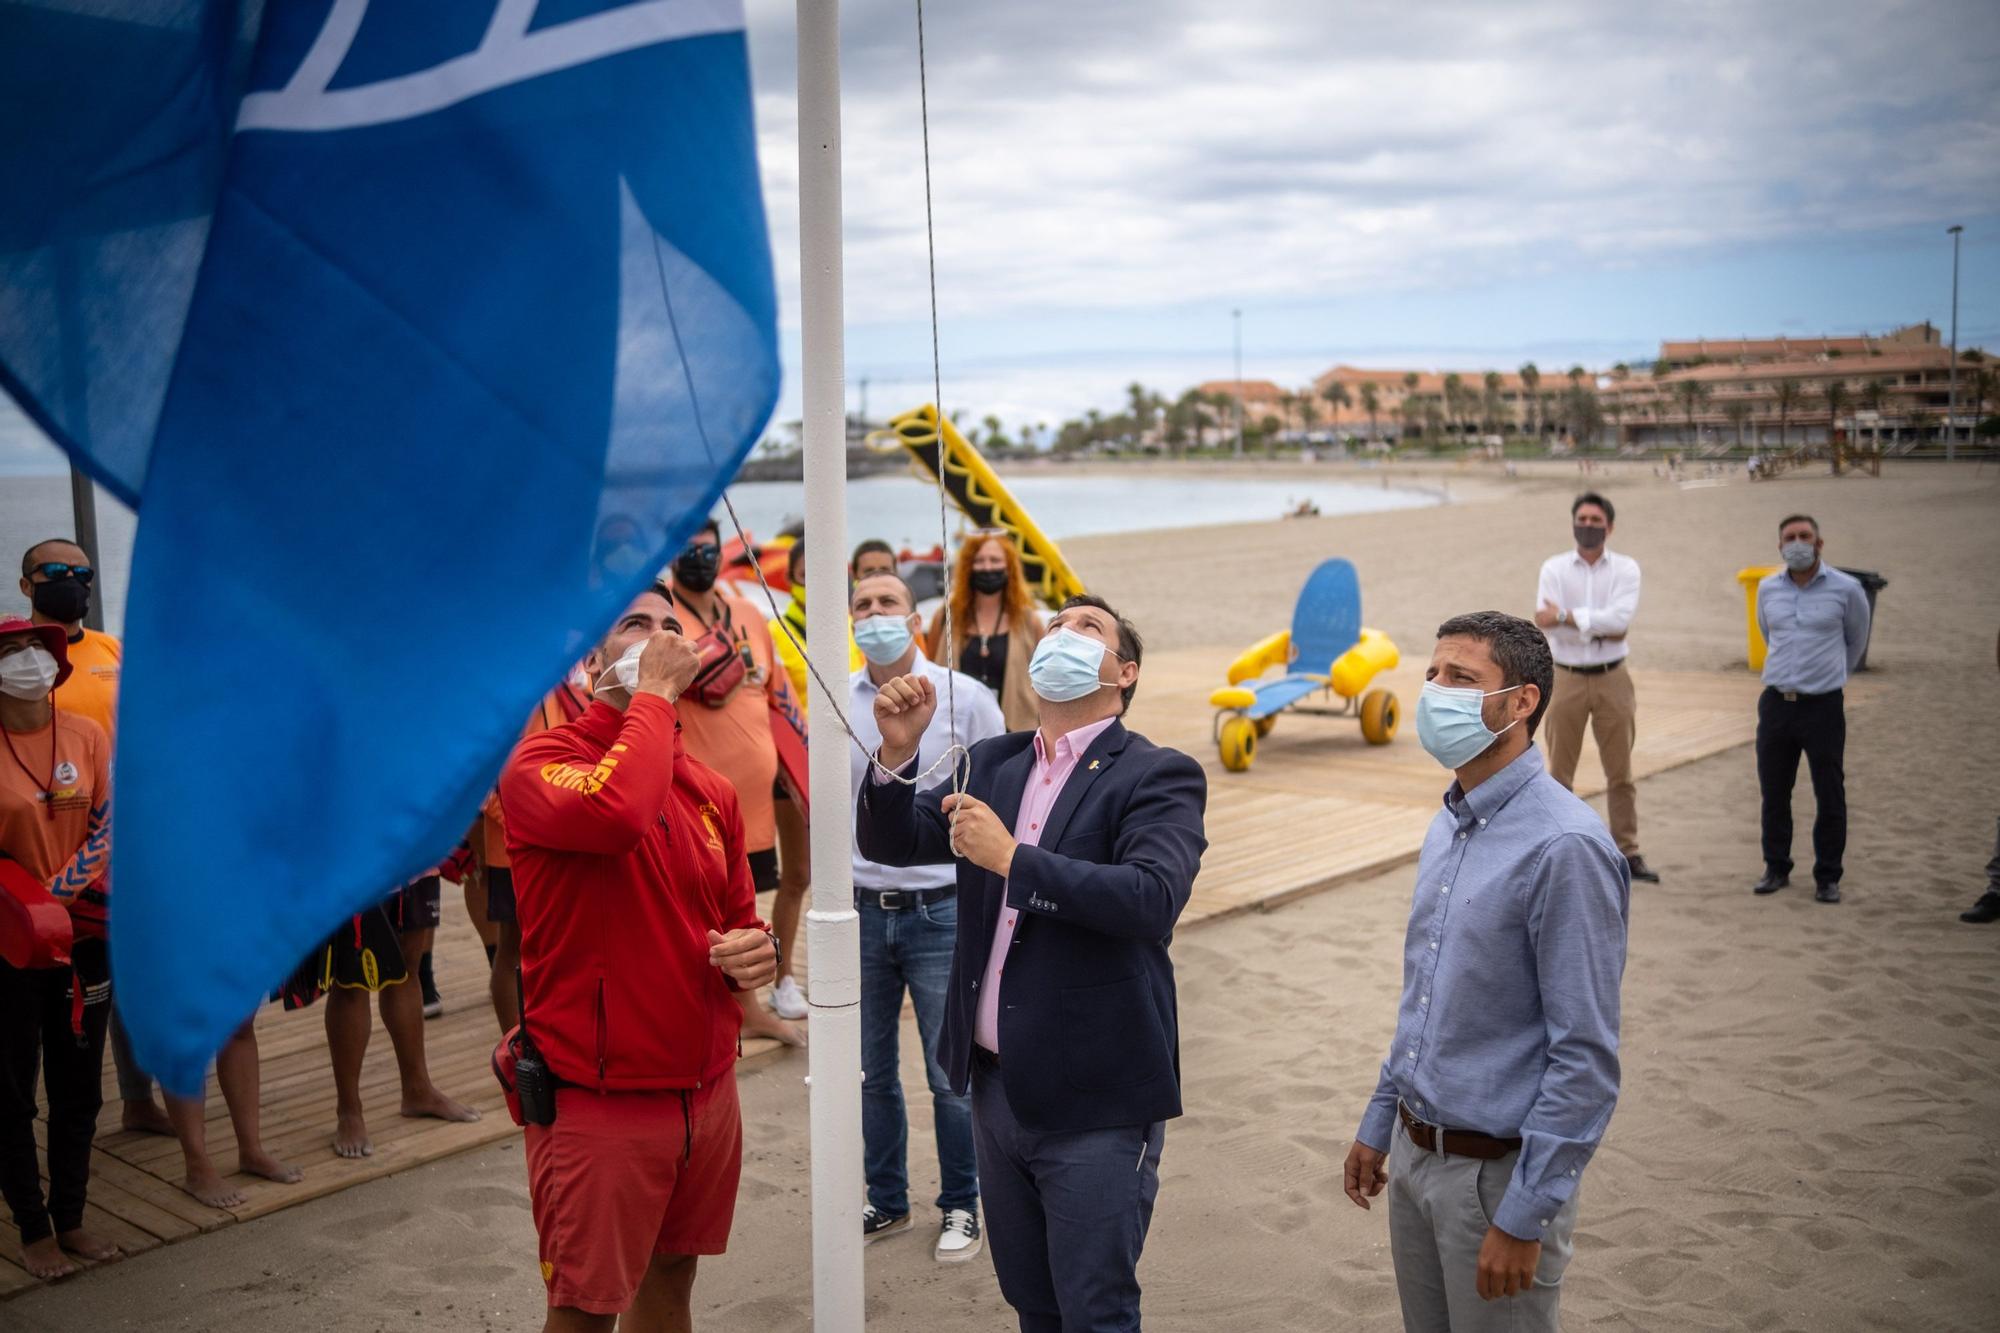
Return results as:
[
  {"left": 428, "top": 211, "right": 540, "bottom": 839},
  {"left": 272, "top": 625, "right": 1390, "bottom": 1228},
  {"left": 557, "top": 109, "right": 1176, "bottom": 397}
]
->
[{"left": 0, "top": 617, "right": 73, "bottom": 690}]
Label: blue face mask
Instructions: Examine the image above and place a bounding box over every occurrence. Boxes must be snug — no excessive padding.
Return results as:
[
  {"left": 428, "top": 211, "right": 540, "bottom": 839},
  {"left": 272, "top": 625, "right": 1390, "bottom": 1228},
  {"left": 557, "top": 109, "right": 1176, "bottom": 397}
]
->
[
  {"left": 853, "top": 613, "right": 914, "bottom": 666},
  {"left": 1415, "top": 680, "right": 1524, "bottom": 769},
  {"left": 1029, "top": 627, "right": 1112, "bottom": 703}
]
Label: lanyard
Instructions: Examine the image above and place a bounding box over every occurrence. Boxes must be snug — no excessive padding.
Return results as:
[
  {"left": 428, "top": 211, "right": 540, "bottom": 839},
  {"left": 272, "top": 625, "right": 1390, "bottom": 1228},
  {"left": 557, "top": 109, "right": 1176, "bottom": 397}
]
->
[{"left": 2, "top": 705, "right": 57, "bottom": 821}]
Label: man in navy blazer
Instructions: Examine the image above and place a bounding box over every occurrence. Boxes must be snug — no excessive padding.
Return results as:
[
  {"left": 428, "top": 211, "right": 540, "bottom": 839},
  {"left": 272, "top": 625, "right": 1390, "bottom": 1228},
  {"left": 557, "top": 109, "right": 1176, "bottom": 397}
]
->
[{"left": 858, "top": 593, "right": 1207, "bottom": 1333}]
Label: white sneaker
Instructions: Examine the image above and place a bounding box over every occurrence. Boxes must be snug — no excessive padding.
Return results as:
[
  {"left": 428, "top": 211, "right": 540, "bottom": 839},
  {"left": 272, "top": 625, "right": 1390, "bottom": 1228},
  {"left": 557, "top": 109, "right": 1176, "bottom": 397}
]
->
[
  {"left": 772, "top": 975, "right": 809, "bottom": 1021},
  {"left": 935, "top": 1207, "right": 982, "bottom": 1263}
]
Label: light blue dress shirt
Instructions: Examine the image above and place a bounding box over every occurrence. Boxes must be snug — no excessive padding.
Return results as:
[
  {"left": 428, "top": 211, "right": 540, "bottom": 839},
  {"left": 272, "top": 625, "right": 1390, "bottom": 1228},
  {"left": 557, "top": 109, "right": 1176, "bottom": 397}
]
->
[
  {"left": 1357, "top": 745, "right": 1629, "bottom": 1241},
  {"left": 1756, "top": 563, "right": 1871, "bottom": 695}
]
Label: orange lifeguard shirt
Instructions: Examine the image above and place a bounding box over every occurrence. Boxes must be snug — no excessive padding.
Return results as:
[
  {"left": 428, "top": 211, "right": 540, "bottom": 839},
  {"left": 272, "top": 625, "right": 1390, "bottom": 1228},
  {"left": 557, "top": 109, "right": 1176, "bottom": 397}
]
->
[
  {"left": 52, "top": 628, "right": 121, "bottom": 742},
  {"left": 672, "top": 588, "right": 780, "bottom": 854},
  {"left": 0, "top": 709, "right": 112, "bottom": 932}
]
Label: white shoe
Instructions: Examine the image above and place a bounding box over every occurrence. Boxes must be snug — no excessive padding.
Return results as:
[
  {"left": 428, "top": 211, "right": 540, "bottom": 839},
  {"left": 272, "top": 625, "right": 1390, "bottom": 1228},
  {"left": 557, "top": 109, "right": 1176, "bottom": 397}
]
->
[
  {"left": 772, "top": 975, "right": 809, "bottom": 1021},
  {"left": 935, "top": 1207, "right": 982, "bottom": 1263}
]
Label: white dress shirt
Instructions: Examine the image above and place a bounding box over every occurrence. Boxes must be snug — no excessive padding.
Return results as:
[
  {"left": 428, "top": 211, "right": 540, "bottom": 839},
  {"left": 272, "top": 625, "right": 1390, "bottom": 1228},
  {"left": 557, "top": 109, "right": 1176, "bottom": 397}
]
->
[
  {"left": 1536, "top": 547, "right": 1641, "bottom": 668},
  {"left": 849, "top": 649, "right": 1008, "bottom": 890}
]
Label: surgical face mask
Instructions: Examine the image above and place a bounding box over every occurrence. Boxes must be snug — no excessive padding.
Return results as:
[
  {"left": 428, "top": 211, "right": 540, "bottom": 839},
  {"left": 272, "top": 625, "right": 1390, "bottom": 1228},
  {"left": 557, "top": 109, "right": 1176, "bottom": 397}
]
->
[
  {"left": 1415, "top": 681, "right": 1524, "bottom": 770},
  {"left": 1573, "top": 524, "right": 1607, "bottom": 551},
  {"left": 853, "top": 614, "right": 914, "bottom": 666},
  {"left": 1029, "top": 628, "right": 1111, "bottom": 703},
  {"left": 0, "top": 645, "right": 59, "bottom": 701},
  {"left": 30, "top": 578, "right": 90, "bottom": 624},
  {"left": 592, "top": 640, "right": 648, "bottom": 700},
  {"left": 1780, "top": 539, "right": 1817, "bottom": 573},
  {"left": 970, "top": 568, "right": 1010, "bottom": 596}
]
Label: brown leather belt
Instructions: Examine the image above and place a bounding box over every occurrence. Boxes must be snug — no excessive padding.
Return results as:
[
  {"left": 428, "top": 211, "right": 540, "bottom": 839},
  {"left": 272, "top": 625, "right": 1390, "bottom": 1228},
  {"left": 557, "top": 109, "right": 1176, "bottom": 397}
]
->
[
  {"left": 1557, "top": 660, "right": 1621, "bottom": 676},
  {"left": 1398, "top": 1101, "right": 1521, "bottom": 1160}
]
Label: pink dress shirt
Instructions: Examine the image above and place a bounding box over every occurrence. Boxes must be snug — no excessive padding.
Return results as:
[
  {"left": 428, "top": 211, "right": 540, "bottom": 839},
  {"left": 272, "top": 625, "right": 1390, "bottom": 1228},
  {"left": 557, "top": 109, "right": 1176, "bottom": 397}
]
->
[{"left": 974, "top": 715, "right": 1119, "bottom": 1054}]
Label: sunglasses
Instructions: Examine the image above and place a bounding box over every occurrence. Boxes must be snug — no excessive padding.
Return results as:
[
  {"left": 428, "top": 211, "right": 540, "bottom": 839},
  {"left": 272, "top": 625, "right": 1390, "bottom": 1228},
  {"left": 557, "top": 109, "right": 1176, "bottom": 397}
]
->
[{"left": 29, "top": 562, "right": 93, "bottom": 585}]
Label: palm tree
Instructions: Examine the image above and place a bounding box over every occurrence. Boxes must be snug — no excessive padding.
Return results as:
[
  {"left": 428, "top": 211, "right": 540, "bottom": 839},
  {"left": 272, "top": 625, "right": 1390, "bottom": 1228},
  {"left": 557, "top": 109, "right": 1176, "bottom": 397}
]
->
[
  {"left": 1773, "top": 378, "right": 1803, "bottom": 449},
  {"left": 1482, "top": 370, "right": 1504, "bottom": 436},
  {"left": 1126, "top": 381, "right": 1152, "bottom": 436},
  {"left": 1518, "top": 362, "right": 1542, "bottom": 438},
  {"left": 1672, "top": 379, "right": 1710, "bottom": 445},
  {"left": 981, "top": 413, "right": 1007, "bottom": 450},
  {"left": 1820, "top": 379, "right": 1850, "bottom": 444},
  {"left": 1359, "top": 382, "right": 1382, "bottom": 443},
  {"left": 1442, "top": 373, "right": 1465, "bottom": 438},
  {"left": 1320, "top": 381, "right": 1352, "bottom": 436},
  {"left": 1723, "top": 399, "right": 1751, "bottom": 449},
  {"left": 1298, "top": 396, "right": 1320, "bottom": 439},
  {"left": 1857, "top": 378, "right": 1887, "bottom": 453},
  {"left": 1967, "top": 365, "right": 1996, "bottom": 424}
]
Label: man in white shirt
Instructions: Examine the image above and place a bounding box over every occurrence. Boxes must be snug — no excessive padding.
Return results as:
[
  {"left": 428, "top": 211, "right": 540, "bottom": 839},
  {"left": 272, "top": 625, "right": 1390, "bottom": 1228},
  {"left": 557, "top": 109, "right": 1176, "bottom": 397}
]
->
[
  {"left": 846, "top": 572, "right": 1007, "bottom": 1262},
  {"left": 1534, "top": 492, "right": 1657, "bottom": 883}
]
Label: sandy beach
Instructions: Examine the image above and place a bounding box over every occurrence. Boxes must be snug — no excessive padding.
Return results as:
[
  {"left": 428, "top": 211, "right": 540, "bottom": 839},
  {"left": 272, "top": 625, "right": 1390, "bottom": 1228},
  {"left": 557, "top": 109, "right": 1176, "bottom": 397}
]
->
[{"left": 10, "top": 459, "right": 2000, "bottom": 1331}]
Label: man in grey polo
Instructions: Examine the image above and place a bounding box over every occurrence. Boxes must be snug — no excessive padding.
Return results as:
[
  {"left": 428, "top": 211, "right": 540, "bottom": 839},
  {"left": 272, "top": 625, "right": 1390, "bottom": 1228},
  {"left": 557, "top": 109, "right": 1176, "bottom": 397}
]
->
[
  {"left": 1752, "top": 514, "right": 1871, "bottom": 905},
  {"left": 1344, "top": 611, "right": 1628, "bottom": 1332}
]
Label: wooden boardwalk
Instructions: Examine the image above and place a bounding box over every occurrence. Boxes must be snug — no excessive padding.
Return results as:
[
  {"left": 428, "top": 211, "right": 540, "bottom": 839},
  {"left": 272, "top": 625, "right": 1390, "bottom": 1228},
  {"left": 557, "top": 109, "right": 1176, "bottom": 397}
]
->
[{"left": 6, "top": 651, "right": 1780, "bottom": 1297}]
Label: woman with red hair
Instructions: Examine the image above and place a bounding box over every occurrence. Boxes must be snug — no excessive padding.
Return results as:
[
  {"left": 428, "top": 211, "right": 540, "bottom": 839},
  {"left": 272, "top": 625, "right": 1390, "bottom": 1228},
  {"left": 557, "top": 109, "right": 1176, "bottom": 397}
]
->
[{"left": 924, "top": 534, "right": 1044, "bottom": 732}]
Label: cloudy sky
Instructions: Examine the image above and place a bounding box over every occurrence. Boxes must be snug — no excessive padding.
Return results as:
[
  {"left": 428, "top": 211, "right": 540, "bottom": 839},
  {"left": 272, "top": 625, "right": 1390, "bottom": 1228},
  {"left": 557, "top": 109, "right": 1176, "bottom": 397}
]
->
[{"left": 743, "top": 0, "right": 2000, "bottom": 433}]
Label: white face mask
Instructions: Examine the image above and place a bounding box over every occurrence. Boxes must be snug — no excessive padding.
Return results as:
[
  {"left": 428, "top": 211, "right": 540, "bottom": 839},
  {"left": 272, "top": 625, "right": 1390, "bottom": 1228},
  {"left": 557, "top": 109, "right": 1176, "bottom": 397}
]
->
[
  {"left": 592, "top": 640, "right": 648, "bottom": 699},
  {"left": 1780, "top": 539, "right": 1817, "bottom": 573},
  {"left": 0, "top": 645, "right": 59, "bottom": 701}
]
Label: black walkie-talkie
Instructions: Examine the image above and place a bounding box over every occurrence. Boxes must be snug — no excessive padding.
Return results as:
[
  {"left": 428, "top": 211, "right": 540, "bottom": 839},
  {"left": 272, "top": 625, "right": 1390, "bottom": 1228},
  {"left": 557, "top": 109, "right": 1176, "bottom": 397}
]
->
[{"left": 513, "top": 964, "right": 557, "bottom": 1126}]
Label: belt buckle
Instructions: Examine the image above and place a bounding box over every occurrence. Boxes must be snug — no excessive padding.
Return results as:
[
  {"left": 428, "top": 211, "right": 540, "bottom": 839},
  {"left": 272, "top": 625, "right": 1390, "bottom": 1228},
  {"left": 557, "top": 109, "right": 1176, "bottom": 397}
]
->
[
  {"left": 1782, "top": 691, "right": 1799, "bottom": 702},
  {"left": 877, "top": 890, "right": 906, "bottom": 911}
]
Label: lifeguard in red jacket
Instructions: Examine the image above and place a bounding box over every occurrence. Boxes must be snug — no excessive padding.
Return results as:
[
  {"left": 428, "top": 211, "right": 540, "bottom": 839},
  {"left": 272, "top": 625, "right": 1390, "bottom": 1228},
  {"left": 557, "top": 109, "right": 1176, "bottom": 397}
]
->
[{"left": 499, "top": 583, "right": 777, "bottom": 1331}]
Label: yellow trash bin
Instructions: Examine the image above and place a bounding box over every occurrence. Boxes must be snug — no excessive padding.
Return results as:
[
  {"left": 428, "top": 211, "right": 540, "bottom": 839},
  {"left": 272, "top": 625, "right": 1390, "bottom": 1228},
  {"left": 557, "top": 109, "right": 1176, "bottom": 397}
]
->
[{"left": 1736, "top": 566, "right": 1779, "bottom": 671}]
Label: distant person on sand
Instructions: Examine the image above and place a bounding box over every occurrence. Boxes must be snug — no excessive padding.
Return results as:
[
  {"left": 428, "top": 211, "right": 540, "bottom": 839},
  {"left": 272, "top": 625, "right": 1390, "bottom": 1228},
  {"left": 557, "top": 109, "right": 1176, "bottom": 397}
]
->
[
  {"left": 925, "top": 532, "right": 1046, "bottom": 732},
  {"left": 1751, "top": 515, "right": 1871, "bottom": 905},
  {"left": 498, "top": 586, "right": 775, "bottom": 1332},
  {"left": 1533, "top": 493, "right": 1658, "bottom": 883},
  {"left": 668, "top": 517, "right": 805, "bottom": 1046},
  {"left": 846, "top": 571, "right": 1005, "bottom": 1262},
  {"left": 1963, "top": 629, "right": 2000, "bottom": 924},
  {"left": 0, "top": 618, "right": 117, "bottom": 1279},
  {"left": 1345, "top": 611, "right": 1628, "bottom": 1332},
  {"left": 860, "top": 594, "right": 1207, "bottom": 1332}
]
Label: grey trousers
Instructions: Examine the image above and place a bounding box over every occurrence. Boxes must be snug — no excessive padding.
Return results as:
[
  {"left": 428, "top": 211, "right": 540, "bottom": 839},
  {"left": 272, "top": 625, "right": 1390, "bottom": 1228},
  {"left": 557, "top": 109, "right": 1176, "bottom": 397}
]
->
[{"left": 1387, "top": 1119, "right": 1580, "bottom": 1332}]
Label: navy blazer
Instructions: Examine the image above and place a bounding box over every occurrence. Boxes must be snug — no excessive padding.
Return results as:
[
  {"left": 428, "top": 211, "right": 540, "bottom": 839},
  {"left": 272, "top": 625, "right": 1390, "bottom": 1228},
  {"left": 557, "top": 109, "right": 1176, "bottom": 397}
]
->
[{"left": 856, "top": 719, "right": 1208, "bottom": 1133}]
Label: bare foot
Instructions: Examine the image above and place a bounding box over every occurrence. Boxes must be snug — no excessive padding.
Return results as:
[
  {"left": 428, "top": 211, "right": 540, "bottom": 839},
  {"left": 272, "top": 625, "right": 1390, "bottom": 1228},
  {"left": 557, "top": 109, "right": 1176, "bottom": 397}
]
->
[
  {"left": 239, "top": 1148, "right": 304, "bottom": 1185},
  {"left": 22, "top": 1236, "right": 78, "bottom": 1279},
  {"left": 334, "top": 1109, "right": 373, "bottom": 1158},
  {"left": 183, "top": 1160, "right": 246, "bottom": 1209},
  {"left": 741, "top": 1012, "right": 807, "bottom": 1048},
  {"left": 400, "top": 1085, "right": 481, "bottom": 1123},
  {"left": 56, "top": 1227, "right": 121, "bottom": 1262},
  {"left": 120, "top": 1098, "right": 174, "bottom": 1136}
]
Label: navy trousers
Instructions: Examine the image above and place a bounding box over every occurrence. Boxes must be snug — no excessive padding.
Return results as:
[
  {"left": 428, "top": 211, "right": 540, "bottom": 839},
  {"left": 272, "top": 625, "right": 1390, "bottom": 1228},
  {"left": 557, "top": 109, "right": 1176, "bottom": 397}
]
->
[{"left": 971, "top": 1059, "right": 1163, "bottom": 1333}]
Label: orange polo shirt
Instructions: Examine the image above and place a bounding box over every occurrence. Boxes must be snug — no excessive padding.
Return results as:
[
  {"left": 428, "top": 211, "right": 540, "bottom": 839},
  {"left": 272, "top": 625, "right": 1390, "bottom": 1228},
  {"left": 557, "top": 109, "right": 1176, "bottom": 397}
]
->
[
  {"left": 0, "top": 708, "right": 112, "bottom": 933},
  {"left": 671, "top": 587, "right": 780, "bottom": 853},
  {"left": 52, "top": 628, "right": 121, "bottom": 742}
]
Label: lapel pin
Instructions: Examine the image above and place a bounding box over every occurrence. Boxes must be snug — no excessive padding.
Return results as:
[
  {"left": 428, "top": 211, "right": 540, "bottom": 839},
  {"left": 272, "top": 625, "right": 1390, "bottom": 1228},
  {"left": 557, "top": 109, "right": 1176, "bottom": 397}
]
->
[{"left": 1088, "top": 760, "right": 1100, "bottom": 771}]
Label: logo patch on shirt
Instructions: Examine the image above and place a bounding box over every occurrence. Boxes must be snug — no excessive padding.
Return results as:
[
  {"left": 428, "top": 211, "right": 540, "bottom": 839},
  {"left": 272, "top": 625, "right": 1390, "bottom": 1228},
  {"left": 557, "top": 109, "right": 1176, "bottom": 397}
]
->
[
  {"left": 540, "top": 1260, "right": 554, "bottom": 1283},
  {"left": 54, "top": 761, "right": 78, "bottom": 786},
  {"left": 698, "top": 802, "right": 724, "bottom": 851}
]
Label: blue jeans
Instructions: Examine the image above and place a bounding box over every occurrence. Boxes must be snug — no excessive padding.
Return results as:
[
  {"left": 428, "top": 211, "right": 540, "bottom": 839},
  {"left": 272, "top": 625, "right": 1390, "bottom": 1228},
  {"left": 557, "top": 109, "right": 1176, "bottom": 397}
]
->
[{"left": 860, "top": 892, "right": 977, "bottom": 1215}]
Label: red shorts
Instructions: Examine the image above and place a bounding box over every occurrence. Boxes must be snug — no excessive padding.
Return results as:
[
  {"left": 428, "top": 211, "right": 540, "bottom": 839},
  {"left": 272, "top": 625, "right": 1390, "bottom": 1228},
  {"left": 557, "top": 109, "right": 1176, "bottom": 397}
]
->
[{"left": 525, "top": 1076, "right": 742, "bottom": 1315}]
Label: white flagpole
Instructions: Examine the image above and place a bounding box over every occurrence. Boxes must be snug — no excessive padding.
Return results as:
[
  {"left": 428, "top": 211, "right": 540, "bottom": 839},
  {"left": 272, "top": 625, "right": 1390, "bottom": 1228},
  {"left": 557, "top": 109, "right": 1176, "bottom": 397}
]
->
[{"left": 797, "top": 1, "right": 865, "bottom": 1328}]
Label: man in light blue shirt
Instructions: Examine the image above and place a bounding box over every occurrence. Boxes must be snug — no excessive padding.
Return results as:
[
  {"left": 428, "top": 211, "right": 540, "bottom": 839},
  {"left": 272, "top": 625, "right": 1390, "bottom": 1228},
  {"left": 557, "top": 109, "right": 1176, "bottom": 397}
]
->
[
  {"left": 1752, "top": 513, "right": 1872, "bottom": 904},
  {"left": 1345, "top": 611, "right": 1628, "bottom": 1332}
]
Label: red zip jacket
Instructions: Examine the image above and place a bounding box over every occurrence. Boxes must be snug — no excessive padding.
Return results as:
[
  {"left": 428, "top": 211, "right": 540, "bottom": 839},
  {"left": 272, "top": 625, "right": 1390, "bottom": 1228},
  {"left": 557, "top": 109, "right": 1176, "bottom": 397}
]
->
[{"left": 499, "top": 692, "right": 764, "bottom": 1091}]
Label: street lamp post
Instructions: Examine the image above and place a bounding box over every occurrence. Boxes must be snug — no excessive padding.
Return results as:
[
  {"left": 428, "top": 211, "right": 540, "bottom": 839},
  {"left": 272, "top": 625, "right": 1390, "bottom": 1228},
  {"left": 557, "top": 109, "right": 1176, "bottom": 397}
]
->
[
  {"left": 1946, "top": 224, "right": 1963, "bottom": 464},
  {"left": 1232, "top": 308, "right": 1244, "bottom": 459}
]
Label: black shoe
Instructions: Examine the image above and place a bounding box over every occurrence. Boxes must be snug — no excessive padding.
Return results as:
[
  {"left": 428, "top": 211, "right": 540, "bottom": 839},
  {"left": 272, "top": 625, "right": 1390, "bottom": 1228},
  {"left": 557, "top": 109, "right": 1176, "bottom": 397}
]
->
[
  {"left": 1814, "top": 881, "right": 1842, "bottom": 904},
  {"left": 1961, "top": 892, "right": 2000, "bottom": 924},
  {"left": 1626, "top": 855, "right": 1660, "bottom": 884},
  {"left": 418, "top": 950, "right": 442, "bottom": 1019},
  {"left": 862, "top": 1205, "right": 912, "bottom": 1243},
  {"left": 1752, "top": 871, "right": 1790, "bottom": 895}
]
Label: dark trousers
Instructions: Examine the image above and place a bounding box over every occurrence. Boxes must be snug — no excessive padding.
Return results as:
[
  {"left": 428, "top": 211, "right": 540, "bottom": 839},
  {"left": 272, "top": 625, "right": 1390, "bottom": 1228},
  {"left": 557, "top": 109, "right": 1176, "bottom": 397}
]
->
[
  {"left": 1756, "top": 687, "right": 1847, "bottom": 884},
  {"left": 971, "top": 1060, "right": 1163, "bottom": 1333},
  {"left": 0, "top": 938, "right": 111, "bottom": 1245},
  {"left": 1987, "top": 818, "right": 2000, "bottom": 893}
]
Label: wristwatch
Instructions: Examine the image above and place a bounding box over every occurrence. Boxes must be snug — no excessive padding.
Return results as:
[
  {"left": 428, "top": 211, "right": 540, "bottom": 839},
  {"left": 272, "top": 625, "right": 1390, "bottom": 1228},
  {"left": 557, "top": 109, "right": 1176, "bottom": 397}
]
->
[{"left": 766, "top": 928, "right": 782, "bottom": 976}]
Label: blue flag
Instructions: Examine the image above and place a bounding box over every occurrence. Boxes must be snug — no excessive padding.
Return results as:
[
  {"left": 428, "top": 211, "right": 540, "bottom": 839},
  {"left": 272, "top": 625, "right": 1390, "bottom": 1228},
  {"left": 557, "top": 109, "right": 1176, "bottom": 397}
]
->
[{"left": 0, "top": 1, "right": 778, "bottom": 1091}]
